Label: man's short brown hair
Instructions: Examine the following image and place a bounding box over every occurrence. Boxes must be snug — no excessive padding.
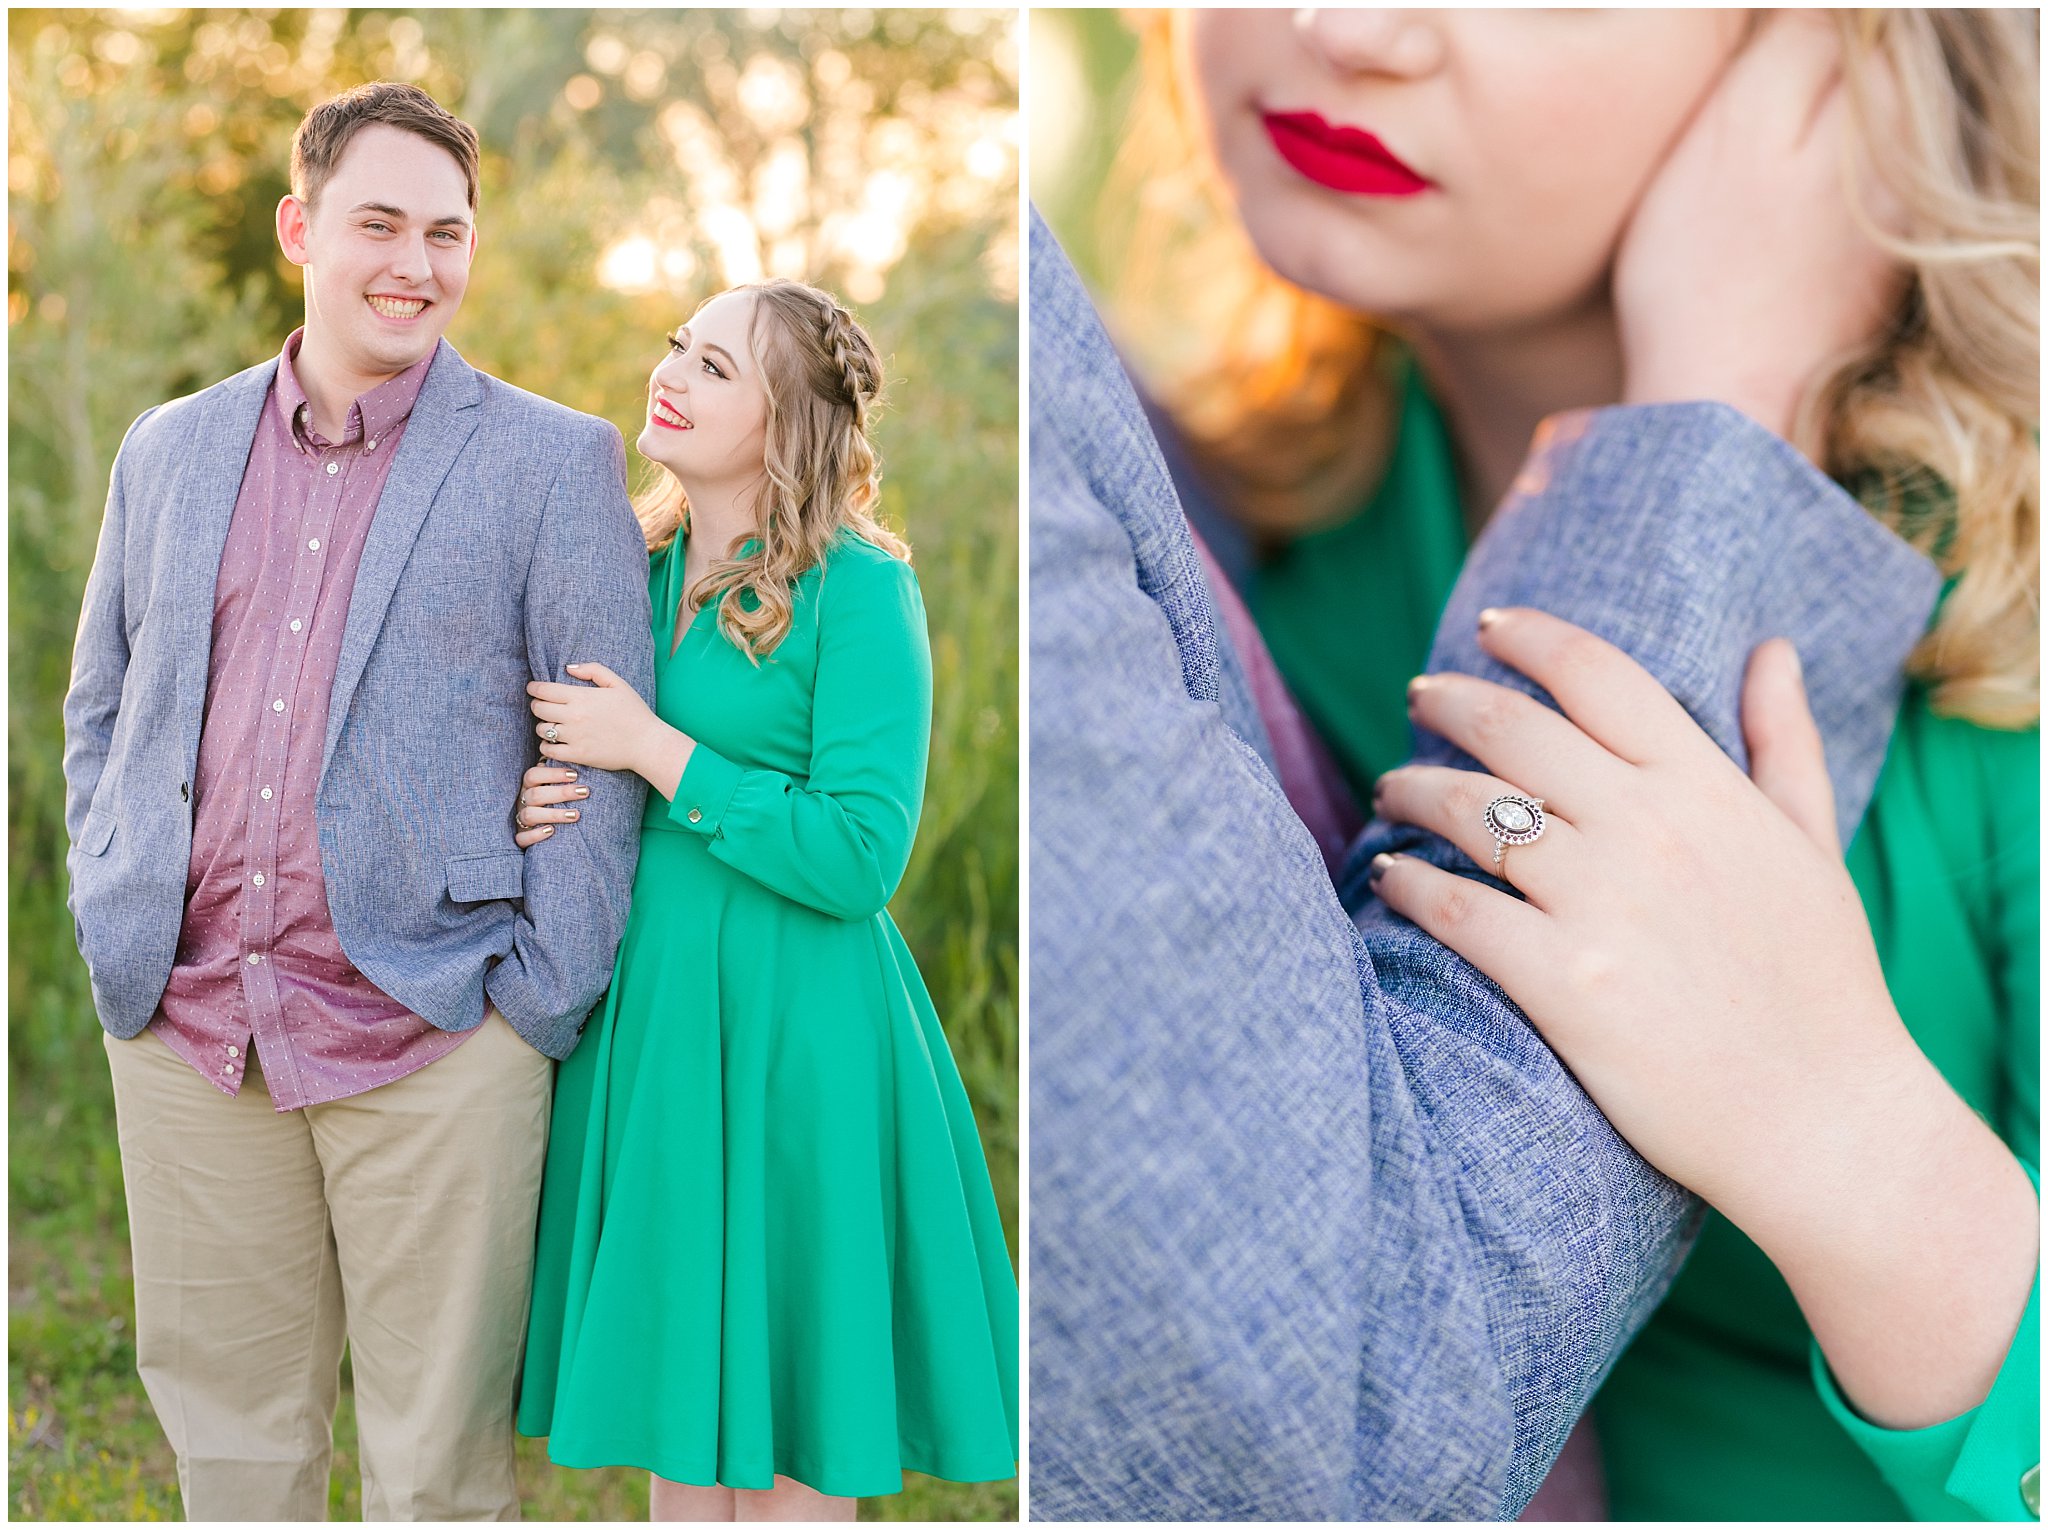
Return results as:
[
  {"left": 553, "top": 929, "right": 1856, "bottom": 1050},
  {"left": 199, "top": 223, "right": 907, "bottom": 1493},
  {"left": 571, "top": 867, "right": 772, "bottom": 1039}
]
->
[{"left": 290, "top": 82, "right": 480, "bottom": 214}]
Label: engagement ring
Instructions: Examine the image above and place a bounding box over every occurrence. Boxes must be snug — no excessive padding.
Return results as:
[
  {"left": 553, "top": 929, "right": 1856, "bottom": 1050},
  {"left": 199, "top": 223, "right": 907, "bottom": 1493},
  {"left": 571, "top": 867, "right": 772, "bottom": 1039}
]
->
[
  {"left": 544, "top": 724, "right": 561, "bottom": 745},
  {"left": 1483, "top": 793, "right": 1545, "bottom": 875}
]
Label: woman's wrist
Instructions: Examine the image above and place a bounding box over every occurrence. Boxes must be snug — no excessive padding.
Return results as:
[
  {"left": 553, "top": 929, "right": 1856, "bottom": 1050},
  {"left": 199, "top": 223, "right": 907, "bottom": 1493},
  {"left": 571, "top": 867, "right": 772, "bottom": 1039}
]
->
[
  {"left": 1738, "top": 1042, "right": 2039, "bottom": 1430},
  {"left": 636, "top": 716, "right": 696, "bottom": 802}
]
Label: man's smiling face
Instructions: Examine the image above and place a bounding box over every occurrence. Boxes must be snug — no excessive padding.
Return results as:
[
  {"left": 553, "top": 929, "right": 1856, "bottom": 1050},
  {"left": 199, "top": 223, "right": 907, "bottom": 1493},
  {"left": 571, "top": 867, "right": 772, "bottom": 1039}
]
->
[{"left": 280, "top": 122, "right": 475, "bottom": 379}]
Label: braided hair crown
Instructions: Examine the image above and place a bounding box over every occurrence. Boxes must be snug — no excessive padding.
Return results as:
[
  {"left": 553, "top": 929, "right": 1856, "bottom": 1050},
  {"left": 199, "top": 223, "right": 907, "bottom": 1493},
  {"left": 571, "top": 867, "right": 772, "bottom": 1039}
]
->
[{"left": 813, "top": 289, "right": 882, "bottom": 429}]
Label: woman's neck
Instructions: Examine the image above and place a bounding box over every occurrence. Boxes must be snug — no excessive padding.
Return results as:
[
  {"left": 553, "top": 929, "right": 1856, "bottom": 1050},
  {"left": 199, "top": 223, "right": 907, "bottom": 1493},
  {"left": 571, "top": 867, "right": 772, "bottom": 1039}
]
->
[
  {"left": 678, "top": 480, "right": 761, "bottom": 594},
  {"left": 1407, "top": 296, "right": 1626, "bottom": 540}
]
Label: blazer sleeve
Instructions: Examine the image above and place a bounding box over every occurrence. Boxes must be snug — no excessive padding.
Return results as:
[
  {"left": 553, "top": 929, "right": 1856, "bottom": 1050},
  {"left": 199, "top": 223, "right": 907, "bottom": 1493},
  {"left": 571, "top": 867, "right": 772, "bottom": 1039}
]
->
[
  {"left": 485, "top": 419, "right": 655, "bottom": 1034},
  {"left": 62, "top": 409, "right": 155, "bottom": 850},
  {"left": 660, "top": 551, "right": 929, "bottom": 921}
]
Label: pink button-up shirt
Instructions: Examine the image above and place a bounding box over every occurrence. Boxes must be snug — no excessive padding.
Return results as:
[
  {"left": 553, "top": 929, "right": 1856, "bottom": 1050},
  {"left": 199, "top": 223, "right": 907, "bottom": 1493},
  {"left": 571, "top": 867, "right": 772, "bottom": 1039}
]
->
[{"left": 152, "top": 329, "right": 476, "bottom": 1110}]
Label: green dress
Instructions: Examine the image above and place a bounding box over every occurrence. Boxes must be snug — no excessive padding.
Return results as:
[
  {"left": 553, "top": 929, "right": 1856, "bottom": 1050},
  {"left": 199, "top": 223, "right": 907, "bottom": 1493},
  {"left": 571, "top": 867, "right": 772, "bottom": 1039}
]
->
[
  {"left": 516, "top": 530, "right": 1020, "bottom": 1498},
  {"left": 1241, "top": 355, "right": 2041, "bottom": 1520}
]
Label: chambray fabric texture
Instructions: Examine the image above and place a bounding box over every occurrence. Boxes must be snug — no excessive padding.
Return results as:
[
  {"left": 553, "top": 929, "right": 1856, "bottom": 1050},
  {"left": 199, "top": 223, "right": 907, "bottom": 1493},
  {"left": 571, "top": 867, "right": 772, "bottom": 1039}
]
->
[
  {"left": 1027, "top": 208, "right": 1942, "bottom": 1521},
  {"left": 64, "top": 339, "right": 654, "bottom": 1062}
]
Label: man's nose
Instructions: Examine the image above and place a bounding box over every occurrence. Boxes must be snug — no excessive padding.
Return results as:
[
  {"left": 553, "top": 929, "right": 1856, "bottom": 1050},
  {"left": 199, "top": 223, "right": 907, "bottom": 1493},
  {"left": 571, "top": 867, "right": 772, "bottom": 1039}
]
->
[{"left": 387, "top": 233, "right": 434, "bottom": 285}]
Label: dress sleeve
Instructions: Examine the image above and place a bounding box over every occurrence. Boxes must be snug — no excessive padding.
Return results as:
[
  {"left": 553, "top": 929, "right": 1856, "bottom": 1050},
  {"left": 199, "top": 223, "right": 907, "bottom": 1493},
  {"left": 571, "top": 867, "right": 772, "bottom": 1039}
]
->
[
  {"left": 662, "top": 549, "right": 930, "bottom": 921},
  {"left": 1810, "top": 724, "right": 2041, "bottom": 1522}
]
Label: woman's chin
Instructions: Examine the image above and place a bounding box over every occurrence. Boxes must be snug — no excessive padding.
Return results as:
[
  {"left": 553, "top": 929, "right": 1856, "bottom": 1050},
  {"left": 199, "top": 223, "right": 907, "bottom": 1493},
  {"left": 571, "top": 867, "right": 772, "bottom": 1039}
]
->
[{"left": 636, "top": 423, "right": 687, "bottom": 471}]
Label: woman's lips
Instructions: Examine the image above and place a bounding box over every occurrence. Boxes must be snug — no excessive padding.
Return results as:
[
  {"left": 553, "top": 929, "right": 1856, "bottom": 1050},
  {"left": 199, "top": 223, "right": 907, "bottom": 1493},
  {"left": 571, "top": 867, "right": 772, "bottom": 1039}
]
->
[{"left": 1260, "top": 110, "right": 1432, "bottom": 197}]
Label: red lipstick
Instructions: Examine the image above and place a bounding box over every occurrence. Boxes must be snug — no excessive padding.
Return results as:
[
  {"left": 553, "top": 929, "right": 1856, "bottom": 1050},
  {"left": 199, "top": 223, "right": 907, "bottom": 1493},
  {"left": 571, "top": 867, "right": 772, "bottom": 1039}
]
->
[{"left": 1261, "top": 110, "right": 1431, "bottom": 196}]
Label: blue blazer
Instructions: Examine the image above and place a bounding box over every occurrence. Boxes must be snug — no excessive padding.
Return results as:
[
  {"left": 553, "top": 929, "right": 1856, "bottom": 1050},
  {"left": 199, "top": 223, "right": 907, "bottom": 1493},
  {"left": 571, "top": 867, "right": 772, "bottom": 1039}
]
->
[{"left": 63, "top": 339, "right": 655, "bottom": 1061}]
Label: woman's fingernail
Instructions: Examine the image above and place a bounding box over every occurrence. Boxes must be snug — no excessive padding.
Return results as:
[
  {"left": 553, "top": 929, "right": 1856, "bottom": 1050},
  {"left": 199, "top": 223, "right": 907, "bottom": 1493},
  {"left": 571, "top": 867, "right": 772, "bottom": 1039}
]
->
[
  {"left": 541, "top": 826, "right": 554, "bottom": 837},
  {"left": 1782, "top": 641, "right": 1803, "bottom": 684},
  {"left": 564, "top": 771, "right": 578, "bottom": 781},
  {"left": 1478, "top": 608, "right": 1503, "bottom": 631},
  {"left": 566, "top": 810, "right": 579, "bottom": 821},
  {"left": 574, "top": 786, "right": 590, "bottom": 798},
  {"left": 1369, "top": 852, "right": 1398, "bottom": 881}
]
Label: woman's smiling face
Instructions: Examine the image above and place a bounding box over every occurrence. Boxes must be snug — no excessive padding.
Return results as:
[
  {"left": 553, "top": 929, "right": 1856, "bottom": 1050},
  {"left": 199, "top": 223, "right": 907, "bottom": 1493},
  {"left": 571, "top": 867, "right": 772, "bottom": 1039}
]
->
[
  {"left": 1188, "top": 8, "right": 1748, "bottom": 331},
  {"left": 638, "top": 288, "right": 770, "bottom": 488}
]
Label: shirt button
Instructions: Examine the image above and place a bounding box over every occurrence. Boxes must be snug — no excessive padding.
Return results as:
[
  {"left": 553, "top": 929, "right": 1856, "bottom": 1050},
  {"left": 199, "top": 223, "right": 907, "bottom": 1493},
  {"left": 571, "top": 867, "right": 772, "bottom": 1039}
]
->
[
  {"left": 308, "top": 537, "right": 321, "bottom": 551},
  {"left": 260, "top": 786, "right": 274, "bottom": 801},
  {"left": 289, "top": 619, "right": 303, "bottom": 633},
  {"left": 687, "top": 808, "right": 703, "bottom": 824},
  {"left": 272, "top": 699, "right": 285, "bottom": 712},
  {"left": 220, "top": 1061, "right": 233, "bottom": 1076},
  {"left": 325, "top": 462, "right": 339, "bottom": 476},
  {"left": 251, "top": 873, "right": 265, "bottom": 887},
  {"left": 246, "top": 953, "right": 262, "bottom": 965},
  {"left": 226, "top": 1045, "right": 240, "bottom": 1058},
  {"left": 366, "top": 438, "right": 378, "bottom": 451}
]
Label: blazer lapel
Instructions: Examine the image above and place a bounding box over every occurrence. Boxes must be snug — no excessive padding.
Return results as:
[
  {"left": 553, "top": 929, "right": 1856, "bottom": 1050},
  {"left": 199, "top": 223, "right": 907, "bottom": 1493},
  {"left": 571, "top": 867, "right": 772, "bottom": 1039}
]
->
[
  {"left": 173, "top": 360, "right": 279, "bottom": 765},
  {"left": 319, "top": 339, "right": 486, "bottom": 785}
]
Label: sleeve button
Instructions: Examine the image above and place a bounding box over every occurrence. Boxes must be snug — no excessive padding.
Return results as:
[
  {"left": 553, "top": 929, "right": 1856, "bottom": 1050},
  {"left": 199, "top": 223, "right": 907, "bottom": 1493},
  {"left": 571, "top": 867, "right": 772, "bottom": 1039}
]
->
[
  {"left": 2021, "top": 1464, "right": 2039, "bottom": 1517},
  {"left": 687, "top": 808, "right": 703, "bottom": 824}
]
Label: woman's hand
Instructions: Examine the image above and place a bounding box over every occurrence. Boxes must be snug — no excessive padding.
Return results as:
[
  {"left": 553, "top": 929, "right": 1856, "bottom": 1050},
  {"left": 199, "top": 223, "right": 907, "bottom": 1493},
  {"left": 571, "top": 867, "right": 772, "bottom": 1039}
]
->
[
  {"left": 1368, "top": 607, "right": 1910, "bottom": 1229},
  {"left": 527, "top": 662, "right": 696, "bottom": 802},
  {"left": 528, "top": 662, "right": 665, "bottom": 776},
  {"left": 1370, "top": 608, "right": 2036, "bottom": 1429},
  {"left": 1614, "top": 11, "right": 1907, "bottom": 453},
  {"left": 513, "top": 763, "right": 586, "bottom": 849}
]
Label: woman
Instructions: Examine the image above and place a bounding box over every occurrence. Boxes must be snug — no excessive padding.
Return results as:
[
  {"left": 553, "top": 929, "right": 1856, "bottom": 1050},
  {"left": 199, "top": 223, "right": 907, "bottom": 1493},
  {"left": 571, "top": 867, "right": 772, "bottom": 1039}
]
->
[
  {"left": 508, "top": 278, "right": 1018, "bottom": 1520},
  {"left": 1094, "top": 9, "right": 2037, "bottom": 1520}
]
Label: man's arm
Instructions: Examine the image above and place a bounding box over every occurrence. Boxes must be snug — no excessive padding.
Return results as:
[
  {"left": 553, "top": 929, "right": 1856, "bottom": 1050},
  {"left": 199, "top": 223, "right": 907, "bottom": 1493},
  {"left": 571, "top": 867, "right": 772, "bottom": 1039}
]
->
[
  {"left": 62, "top": 412, "right": 154, "bottom": 894},
  {"left": 485, "top": 420, "right": 654, "bottom": 1036},
  {"left": 1031, "top": 429, "right": 1387, "bottom": 1520}
]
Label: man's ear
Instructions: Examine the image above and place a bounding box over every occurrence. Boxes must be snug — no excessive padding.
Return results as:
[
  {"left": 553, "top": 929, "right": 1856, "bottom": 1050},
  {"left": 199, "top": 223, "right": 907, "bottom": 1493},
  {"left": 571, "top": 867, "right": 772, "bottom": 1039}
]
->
[{"left": 276, "top": 194, "right": 311, "bottom": 266}]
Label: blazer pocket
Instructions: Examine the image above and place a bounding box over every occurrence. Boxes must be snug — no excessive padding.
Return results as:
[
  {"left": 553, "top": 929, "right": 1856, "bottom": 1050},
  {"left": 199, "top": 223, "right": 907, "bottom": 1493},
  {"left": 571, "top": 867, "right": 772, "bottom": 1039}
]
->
[
  {"left": 81, "top": 809, "right": 115, "bottom": 857},
  {"left": 447, "top": 850, "right": 525, "bottom": 905}
]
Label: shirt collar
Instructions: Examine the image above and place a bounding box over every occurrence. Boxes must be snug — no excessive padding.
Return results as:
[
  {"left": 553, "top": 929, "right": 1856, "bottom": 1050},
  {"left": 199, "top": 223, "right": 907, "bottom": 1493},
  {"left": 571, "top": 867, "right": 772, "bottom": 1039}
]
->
[{"left": 273, "top": 327, "right": 437, "bottom": 451}]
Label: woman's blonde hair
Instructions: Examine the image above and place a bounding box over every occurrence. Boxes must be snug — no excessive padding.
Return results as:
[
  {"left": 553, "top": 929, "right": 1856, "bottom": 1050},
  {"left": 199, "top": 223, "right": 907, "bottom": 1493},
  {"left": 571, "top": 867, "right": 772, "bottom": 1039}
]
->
[
  {"left": 1108, "top": 10, "right": 2039, "bottom": 728},
  {"left": 637, "top": 278, "right": 909, "bottom": 660}
]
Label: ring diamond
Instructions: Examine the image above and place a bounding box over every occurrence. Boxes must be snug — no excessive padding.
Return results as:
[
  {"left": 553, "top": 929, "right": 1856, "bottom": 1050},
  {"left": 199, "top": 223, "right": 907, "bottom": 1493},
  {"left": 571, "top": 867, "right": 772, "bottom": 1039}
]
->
[
  {"left": 544, "top": 724, "right": 561, "bottom": 745},
  {"left": 1483, "top": 793, "right": 1546, "bottom": 873}
]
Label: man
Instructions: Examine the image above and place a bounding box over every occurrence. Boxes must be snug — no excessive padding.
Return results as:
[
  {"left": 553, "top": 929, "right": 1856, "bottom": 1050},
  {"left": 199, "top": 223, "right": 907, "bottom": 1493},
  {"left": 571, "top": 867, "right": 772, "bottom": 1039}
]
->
[
  {"left": 63, "top": 83, "right": 653, "bottom": 1519},
  {"left": 1026, "top": 208, "right": 1943, "bottom": 1519}
]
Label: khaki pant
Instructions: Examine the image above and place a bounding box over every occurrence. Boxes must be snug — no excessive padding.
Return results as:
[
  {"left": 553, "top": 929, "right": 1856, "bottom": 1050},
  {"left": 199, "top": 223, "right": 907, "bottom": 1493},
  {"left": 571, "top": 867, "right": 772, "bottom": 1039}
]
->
[{"left": 104, "top": 1010, "right": 553, "bottom": 1522}]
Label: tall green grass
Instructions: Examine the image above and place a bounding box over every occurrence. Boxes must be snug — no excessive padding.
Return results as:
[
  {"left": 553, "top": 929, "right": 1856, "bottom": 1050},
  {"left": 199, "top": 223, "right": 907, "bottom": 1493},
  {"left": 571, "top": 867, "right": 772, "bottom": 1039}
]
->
[{"left": 9, "top": 12, "right": 1016, "bottom": 1521}]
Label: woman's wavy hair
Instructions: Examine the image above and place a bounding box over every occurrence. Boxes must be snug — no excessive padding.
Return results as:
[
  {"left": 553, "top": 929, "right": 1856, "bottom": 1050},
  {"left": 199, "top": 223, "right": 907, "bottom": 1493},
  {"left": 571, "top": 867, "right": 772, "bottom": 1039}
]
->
[
  {"left": 636, "top": 278, "right": 909, "bottom": 660},
  {"left": 1107, "top": 9, "right": 2038, "bottom": 727}
]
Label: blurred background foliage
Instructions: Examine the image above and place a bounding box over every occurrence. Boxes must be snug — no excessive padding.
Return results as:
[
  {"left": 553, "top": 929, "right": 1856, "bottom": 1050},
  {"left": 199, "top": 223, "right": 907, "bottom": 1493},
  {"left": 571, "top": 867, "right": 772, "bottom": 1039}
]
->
[
  {"left": 1025, "top": 6, "right": 1135, "bottom": 293},
  {"left": 7, "top": 8, "right": 1018, "bottom": 1521}
]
